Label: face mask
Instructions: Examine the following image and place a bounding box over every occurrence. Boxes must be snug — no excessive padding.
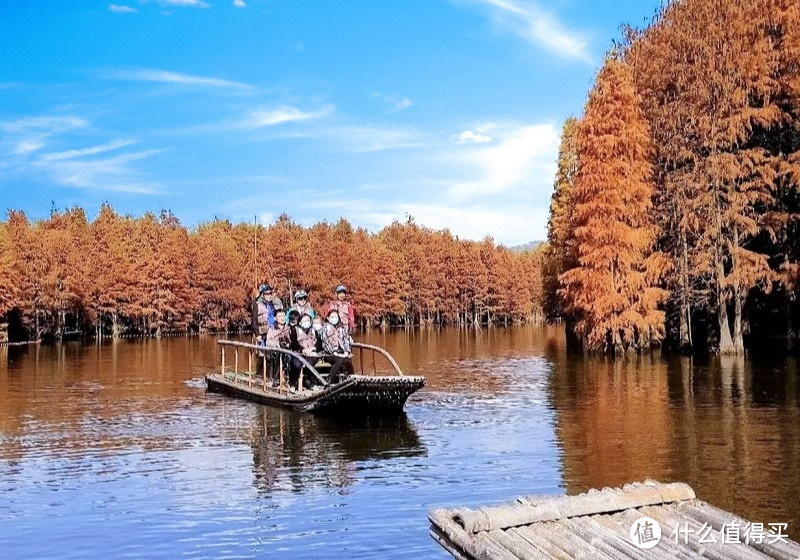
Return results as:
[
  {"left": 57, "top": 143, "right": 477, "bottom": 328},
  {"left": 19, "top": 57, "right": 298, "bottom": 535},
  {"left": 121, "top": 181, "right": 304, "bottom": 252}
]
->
[
  {"left": 313, "top": 323, "right": 323, "bottom": 332},
  {"left": 300, "top": 320, "right": 312, "bottom": 329},
  {"left": 329, "top": 316, "right": 339, "bottom": 326}
]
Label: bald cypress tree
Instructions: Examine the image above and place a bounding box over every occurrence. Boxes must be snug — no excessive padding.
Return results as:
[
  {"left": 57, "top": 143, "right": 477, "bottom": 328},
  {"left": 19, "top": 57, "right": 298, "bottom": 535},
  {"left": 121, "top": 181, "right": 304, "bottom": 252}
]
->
[
  {"left": 561, "top": 55, "right": 669, "bottom": 353},
  {"left": 543, "top": 117, "right": 579, "bottom": 323}
]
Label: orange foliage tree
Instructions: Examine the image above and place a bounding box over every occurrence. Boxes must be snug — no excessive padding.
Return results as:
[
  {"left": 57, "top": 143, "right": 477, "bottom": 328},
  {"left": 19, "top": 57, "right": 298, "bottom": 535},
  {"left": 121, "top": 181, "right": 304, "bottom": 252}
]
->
[
  {"left": 0, "top": 205, "right": 545, "bottom": 340},
  {"left": 560, "top": 55, "right": 669, "bottom": 353},
  {"left": 546, "top": 0, "right": 800, "bottom": 355}
]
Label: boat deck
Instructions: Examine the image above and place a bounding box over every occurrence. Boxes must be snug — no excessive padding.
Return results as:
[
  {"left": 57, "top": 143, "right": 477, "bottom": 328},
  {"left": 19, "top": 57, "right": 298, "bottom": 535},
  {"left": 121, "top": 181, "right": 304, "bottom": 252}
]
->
[{"left": 429, "top": 481, "right": 800, "bottom": 559}]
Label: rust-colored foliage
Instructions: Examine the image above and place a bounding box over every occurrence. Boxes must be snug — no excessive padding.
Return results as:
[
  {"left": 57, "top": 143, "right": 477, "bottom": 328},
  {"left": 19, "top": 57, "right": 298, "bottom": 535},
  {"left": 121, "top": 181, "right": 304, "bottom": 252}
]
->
[
  {"left": 560, "top": 55, "right": 669, "bottom": 353},
  {"left": 546, "top": 0, "right": 800, "bottom": 354},
  {"left": 0, "top": 205, "right": 545, "bottom": 339}
]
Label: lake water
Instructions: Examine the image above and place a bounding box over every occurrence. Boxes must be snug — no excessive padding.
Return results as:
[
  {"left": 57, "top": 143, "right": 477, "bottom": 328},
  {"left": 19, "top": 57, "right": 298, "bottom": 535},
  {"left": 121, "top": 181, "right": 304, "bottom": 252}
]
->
[{"left": 1, "top": 326, "right": 799, "bottom": 559}]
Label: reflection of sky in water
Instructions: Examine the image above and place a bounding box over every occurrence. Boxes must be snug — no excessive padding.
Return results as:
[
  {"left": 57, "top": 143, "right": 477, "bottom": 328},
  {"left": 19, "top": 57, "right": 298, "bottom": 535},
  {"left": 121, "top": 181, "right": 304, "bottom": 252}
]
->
[
  {"left": 3, "top": 328, "right": 799, "bottom": 558},
  {"left": 0, "top": 332, "right": 565, "bottom": 559}
]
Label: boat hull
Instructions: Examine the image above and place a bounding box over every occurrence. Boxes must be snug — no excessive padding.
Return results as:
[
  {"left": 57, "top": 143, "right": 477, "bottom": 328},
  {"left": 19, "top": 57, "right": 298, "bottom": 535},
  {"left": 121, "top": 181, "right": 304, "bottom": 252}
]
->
[{"left": 205, "top": 373, "right": 425, "bottom": 415}]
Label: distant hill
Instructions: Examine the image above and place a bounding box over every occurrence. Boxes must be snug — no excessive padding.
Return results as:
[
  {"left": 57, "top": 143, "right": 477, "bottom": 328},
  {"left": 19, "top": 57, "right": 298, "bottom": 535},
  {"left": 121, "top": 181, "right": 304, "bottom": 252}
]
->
[{"left": 509, "top": 241, "right": 544, "bottom": 253}]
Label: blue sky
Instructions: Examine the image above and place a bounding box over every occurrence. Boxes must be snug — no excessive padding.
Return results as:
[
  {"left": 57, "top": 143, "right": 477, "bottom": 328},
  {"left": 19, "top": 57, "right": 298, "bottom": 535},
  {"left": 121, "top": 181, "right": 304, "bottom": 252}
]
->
[{"left": 0, "top": 0, "right": 660, "bottom": 246}]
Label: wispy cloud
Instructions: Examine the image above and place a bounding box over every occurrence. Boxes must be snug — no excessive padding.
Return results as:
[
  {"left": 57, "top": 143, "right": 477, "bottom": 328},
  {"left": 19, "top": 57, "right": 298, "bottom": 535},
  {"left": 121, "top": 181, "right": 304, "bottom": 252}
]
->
[
  {"left": 0, "top": 115, "right": 88, "bottom": 135},
  {"left": 1, "top": 115, "right": 89, "bottom": 156},
  {"left": 372, "top": 92, "right": 414, "bottom": 113},
  {"left": 102, "top": 68, "right": 254, "bottom": 90},
  {"left": 37, "top": 138, "right": 139, "bottom": 162},
  {"left": 108, "top": 4, "right": 138, "bottom": 13},
  {"left": 456, "top": 0, "right": 592, "bottom": 63},
  {"left": 1, "top": 115, "right": 161, "bottom": 194},
  {"left": 322, "top": 125, "right": 421, "bottom": 152},
  {"left": 457, "top": 130, "right": 493, "bottom": 143},
  {"left": 149, "top": 0, "right": 210, "bottom": 7},
  {"left": 388, "top": 97, "right": 413, "bottom": 113},
  {"left": 31, "top": 145, "right": 163, "bottom": 194},
  {"left": 239, "top": 105, "right": 334, "bottom": 129},
  {"left": 233, "top": 0, "right": 247, "bottom": 7}
]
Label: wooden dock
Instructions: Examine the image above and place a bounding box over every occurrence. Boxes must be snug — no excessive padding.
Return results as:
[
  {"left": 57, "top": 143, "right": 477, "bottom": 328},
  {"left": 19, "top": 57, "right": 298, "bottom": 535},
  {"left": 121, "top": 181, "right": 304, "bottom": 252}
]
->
[{"left": 429, "top": 481, "right": 800, "bottom": 559}]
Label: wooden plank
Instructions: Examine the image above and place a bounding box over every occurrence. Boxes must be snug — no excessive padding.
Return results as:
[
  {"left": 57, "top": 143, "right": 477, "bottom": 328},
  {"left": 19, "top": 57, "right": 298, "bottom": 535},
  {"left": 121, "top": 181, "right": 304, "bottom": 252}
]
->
[
  {"left": 486, "top": 528, "right": 552, "bottom": 560},
  {"left": 456, "top": 482, "right": 695, "bottom": 534}
]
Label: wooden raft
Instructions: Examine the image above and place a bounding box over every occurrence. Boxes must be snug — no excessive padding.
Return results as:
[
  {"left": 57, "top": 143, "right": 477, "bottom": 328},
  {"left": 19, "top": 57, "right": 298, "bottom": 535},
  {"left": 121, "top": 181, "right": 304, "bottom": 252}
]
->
[{"left": 428, "top": 481, "right": 800, "bottom": 560}]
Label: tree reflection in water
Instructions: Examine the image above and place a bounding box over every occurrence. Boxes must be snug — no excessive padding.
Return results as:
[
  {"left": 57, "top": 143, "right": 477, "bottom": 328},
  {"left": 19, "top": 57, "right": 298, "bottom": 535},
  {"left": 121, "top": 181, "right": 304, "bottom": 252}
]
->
[{"left": 231, "top": 406, "right": 426, "bottom": 495}]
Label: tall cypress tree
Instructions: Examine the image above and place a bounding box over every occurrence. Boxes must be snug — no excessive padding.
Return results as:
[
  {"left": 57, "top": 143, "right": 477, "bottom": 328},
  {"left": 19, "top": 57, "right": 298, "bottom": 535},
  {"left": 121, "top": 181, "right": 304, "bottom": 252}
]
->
[{"left": 561, "top": 55, "right": 669, "bottom": 353}]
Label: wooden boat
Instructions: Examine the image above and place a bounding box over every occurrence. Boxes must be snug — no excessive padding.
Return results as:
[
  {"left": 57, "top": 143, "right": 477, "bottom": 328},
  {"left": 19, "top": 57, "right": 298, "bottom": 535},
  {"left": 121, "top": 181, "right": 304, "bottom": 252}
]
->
[{"left": 205, "top": 340, "right": 425, "bottom": 415}]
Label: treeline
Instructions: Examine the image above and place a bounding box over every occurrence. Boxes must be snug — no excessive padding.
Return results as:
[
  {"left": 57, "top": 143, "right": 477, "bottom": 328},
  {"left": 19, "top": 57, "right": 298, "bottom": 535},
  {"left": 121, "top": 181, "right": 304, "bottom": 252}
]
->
[
  {"left": 543, "top": 0, "right": 800, "bottom": 354},
  {"left": 0, "top": 205, "right": 544, "bottom": 341}
]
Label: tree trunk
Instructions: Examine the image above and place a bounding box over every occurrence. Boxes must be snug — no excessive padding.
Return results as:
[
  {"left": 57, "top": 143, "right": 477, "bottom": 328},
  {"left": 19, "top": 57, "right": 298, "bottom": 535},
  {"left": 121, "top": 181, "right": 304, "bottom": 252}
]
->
[
  {"left": 678, "top": 230, "right": 693, "bottom": 353},
  {"left": 718, "top": 302, "right": 735, "bottom": 354},
  {"left": 733, "top": 285, "right": 744, "bottom": 354},
  {"left": 112, "top": 312, "right": 120, "bottom": 338}
]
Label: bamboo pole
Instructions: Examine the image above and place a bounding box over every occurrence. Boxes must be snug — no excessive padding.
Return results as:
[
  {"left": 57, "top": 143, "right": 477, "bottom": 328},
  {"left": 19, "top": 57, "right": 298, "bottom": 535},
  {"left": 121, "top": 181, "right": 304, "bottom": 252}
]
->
[
  {"left": 262, "top": 352, "right": 267, "bottom": 390},
  {"left": 279, "top": 354, "right": 284, "bottom": 393},
  {"left": 234, "top": 349, "right": 239, "bottom": 375},
  {"left": 221, "top": 346, "right": 226, "bottom": 376}
]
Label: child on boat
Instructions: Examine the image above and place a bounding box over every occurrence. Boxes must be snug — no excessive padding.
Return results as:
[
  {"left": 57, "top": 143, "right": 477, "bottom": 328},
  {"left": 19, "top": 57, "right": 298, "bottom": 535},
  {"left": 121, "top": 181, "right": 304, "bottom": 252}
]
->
[{"left": 323, "top": 285, "right": 355, "bottom": 334}]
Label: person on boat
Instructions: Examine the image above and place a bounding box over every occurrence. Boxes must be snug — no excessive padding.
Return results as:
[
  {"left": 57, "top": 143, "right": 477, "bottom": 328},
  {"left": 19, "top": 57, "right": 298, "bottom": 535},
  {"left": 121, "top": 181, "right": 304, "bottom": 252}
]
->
[
  {"left": 265, "top": 310, "right": 290, "bottom": 348},
  {"left": 291, "top": 290, "right": 316, "bottom": 318},
  {"left": 323, "top": 285, "right": 356, "bottom": 334},
  {"left": 252, "top": 284, "right": 278, "bottom": 346},
  {"left": 312, "top": 315, "right": 325, "bottom": 353},
  {"left": 287, "top": 309, "right": 300, "bottom": 328},
  {"left": 264, "top": 309, "right": 291, "bottom": 386},
  {"left": 288, "top": 313, "right": 319, "bottom": 390},
  {"left": 320, "top": 310, "right": 354, "bottom": 381}
]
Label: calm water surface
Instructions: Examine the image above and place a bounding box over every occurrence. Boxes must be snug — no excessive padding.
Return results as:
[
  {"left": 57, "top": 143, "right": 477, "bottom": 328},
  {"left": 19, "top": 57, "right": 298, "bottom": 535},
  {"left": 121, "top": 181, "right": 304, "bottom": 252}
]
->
[{"left": 1, "top": 326, "right": 799, "bottom": 559}]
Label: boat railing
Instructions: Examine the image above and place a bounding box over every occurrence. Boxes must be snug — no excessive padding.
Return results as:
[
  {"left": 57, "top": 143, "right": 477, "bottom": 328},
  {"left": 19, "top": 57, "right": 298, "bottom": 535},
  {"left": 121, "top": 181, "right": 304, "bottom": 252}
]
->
[
  {"left": 216, "top": 340, "right": 406, "bottom": 394},
  {"left": 352, "top": 342, "right": 405, "bottom": 377},
  {"left": 217, "top": 340, "right": 328, "bottom": 393}
]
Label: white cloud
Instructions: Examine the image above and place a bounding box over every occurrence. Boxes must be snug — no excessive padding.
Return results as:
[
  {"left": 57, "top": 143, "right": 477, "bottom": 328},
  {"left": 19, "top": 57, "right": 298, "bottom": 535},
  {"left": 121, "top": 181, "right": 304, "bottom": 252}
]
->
[
  {"left": 322, "top": 125, "right": 421, "bottom": 152},
  {"left": 233, "top": 0, "right": 247, "bottom": 7},
  {"left": 108, "top": 4, "right": 138, "bottom": 13},
  {"left": 12, "top": 140, "right": 46, "bottom": 155},
  {"left": 0, "top": 115, "right": 88, "bottom": 134},
  {"left": 308, "top": 197, "right": 548, "bottom": 246},
  {"left": 447, "top": 123, "right": 558, "bottom": 200},
  {"left": 241, "top": 105, "right": 334, "bottom": 128},
  {"left": 295, "top": 121, "right": 558, "bottom": 244},
  {"left": 102, "top": 68, "right": 253, "bottom": 90},
  {"left": 153, "top": 0, "right": 210, "bottom": 7},
  {"left": 1, "top": 114, "right": 161, "bottom": 194},
  {"left": 457, "top": 130, "right": 493, "bottom": 143},
  {"left": 456, "top": 0, "right": 592, "bottom": 63},
  {"left": 30, "top": 145, "right": 162, "bottom": 194},
  {"left": 2, "top": 116, "right": 89, "bottom": 156},
  {"left": 391, "top": 97, "right": 413, "bottom": 113},
  {"left": 372, "top": 92, "right": 414, "bottom": 113},
  {"left": 38, "top": 138, "right": 139, "bottom": 162}
]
